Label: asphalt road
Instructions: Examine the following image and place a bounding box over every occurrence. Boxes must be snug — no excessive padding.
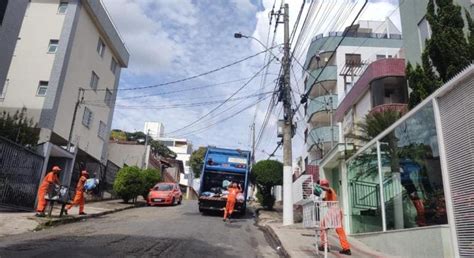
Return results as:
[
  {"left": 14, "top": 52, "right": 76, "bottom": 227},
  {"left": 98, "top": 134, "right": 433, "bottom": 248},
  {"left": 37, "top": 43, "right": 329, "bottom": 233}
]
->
[{"left": 0, "top": 201, "right": 280, "bottom": 258}]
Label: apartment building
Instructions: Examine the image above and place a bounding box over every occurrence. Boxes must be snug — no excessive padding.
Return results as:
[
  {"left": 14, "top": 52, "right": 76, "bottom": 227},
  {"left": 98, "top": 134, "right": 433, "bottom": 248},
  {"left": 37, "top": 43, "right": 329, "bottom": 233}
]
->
[
  {"left": 399, "top": 0, "right": 473, "bottom": 65},
  {"left": 0, "top": 0, "right": 129, "bottom": 186},
  {"left": 301, "top": 20, "right": 403, "bottom": 180},
  {"left": 0, "top": 0, "right": 29, "bottom": 95}
]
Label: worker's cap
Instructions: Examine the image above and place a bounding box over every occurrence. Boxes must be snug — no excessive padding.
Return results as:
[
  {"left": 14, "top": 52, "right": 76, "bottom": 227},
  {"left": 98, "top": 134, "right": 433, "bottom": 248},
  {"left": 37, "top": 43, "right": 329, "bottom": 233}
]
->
[
  {"left": 52, "top": 166, "right": 62, "bottom": 171},
  {"left": 319, "top": 179, "right": 329, "bottom": 186},
  {"left": 81, "top": 170, "right": 89, "bottom": 175}
]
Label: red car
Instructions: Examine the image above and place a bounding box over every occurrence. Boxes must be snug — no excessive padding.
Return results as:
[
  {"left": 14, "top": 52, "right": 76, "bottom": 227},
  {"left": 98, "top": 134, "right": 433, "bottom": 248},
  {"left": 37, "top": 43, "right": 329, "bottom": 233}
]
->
[{"left": 147, "top": 183, "right": 182, "bottom": 206}]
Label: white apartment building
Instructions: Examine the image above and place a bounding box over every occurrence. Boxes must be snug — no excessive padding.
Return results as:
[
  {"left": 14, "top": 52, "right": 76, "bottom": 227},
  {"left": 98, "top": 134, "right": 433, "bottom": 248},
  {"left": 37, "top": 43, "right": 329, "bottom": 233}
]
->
[
  {"left": 144, "top": 121, "right": 164, "bottom": 140},
  {"left": 0, "top": 0, "right": 129, "bottom": 185},
  {"left": 157, "top": 137, "right": 193, "bottom": 187}
]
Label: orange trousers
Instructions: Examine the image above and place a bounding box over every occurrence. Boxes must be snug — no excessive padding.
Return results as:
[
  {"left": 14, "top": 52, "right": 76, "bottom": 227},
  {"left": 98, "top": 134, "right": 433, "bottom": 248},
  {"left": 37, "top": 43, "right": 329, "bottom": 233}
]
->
[
  {"left": 36, "top": 190, "right": 47, "bottom": 213},
  {"left": 320, "top": 227, "right": 350, "bottom": 250},
  {"left": 67, "top": 191, "right": 85, "bottom": 213},
  {"left": 223, "top": 199, "right": 236, "bottom": 219}
]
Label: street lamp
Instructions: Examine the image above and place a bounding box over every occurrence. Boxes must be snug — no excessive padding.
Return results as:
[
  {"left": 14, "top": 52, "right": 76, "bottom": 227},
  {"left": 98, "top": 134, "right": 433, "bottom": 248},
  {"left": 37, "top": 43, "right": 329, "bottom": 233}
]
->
[{"left": 234, "top": 32, "right": 280, "bottom": 61}]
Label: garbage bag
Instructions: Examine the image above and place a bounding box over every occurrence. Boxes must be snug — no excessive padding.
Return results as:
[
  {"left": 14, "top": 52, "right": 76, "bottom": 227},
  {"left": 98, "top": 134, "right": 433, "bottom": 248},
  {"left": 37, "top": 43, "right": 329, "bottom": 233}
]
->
[
  {"left": 84, "top": 178, "right": 99, "bottom": 191},
  {"left": 222, "top": 180, "right": 230, "bottom": 189},
  {"left": 236, "top": 193, "right": 245, "bottom": 202}
]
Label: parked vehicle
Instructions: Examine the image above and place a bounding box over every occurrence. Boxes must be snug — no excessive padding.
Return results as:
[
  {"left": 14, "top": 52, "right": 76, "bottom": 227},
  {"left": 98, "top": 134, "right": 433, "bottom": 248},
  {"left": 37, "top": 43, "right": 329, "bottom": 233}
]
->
[
  {"left": 147, "top": 183, "right": 182, "bottom": 206},
  {"left": 198, "top": 147, "right": 251, "bottom": 214}
]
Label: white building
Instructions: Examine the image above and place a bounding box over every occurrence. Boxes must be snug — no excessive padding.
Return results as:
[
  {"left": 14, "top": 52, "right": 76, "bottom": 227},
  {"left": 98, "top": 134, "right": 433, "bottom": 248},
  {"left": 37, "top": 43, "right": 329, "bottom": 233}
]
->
[
  {"left": 0, "top": 0, "right": 129, "bottom": 186},
  {"left": 144, "top": 121, "right": 164, "bottom": 139},
  {"left": 157, "top": 137, "right": 193, "bottom": 187},
  {"left": 302, "top": 19, "right": 403, "bottom": 178}
]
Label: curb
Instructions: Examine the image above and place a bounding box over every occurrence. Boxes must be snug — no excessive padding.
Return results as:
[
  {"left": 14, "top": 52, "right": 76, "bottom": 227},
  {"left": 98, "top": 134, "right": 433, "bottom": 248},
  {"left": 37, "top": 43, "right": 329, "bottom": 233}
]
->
[
  {"left": 36, "top": 202, "right": 146, "bottom": 230},
  {"left": 255, "top": 208, "right": 290, "bottom": 258}
]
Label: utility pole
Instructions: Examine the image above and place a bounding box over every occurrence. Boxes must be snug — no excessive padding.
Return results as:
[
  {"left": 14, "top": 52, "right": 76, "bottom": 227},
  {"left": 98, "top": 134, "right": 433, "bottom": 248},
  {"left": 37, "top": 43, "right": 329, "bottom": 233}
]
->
[
  {"left": 67, "top": 88, "right": 85, "bottom": 151},
  {"left": 281, "top": 3, "right": 294, "bottom": 226},
  {"left": 142, "top": 129, "right": 150, "bottom": 169},
  {"left": 251, "top": 122, "right": 256, "bottom": 164}
]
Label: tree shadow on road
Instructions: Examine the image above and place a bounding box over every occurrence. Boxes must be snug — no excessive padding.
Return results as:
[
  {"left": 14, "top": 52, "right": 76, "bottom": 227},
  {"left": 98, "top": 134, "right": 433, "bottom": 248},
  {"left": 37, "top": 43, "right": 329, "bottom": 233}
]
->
[{"left": 0, "top": 234, "right": 241, "bottom": 258}]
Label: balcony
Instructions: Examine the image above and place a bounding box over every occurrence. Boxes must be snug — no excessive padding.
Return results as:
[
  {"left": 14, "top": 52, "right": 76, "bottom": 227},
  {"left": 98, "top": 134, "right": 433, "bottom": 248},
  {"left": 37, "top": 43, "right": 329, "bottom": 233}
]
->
[
  {"left": 306, "top": 95, "right": 338, "bottom": 124},
  {"left": 305, "top": 66, "right": 337, "bottom": 94},
  {"left": 306, "top": 126, "right": 339, "bottom": 151},
  {"left": 369, "top": 103, "right": 408, "bottom": 116}
]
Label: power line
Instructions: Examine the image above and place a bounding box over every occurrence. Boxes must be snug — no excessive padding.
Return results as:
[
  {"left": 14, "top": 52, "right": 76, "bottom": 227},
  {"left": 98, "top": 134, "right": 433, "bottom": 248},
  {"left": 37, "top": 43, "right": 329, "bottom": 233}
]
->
[
  {"left": 86, "top": 46, "right": 280, "bottom": 92},
  {"left": 171, "top": 94, "right": 273, "bottom": 138},
  {"left": 167, "top": 57, "right": 278, "bottom": 135},
  {"left": 86, "top": 91, "right": 275, "bottom": 110}
]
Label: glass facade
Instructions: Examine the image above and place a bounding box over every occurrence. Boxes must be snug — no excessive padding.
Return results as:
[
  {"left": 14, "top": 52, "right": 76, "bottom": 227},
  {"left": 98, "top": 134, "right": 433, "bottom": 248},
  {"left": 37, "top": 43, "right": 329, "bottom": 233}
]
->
[
  {"left": 347, "top": 102, "right": 447, "bottom": 234},
  {"left": 347, "top": 144, "right": 383, "bottom": 233}
]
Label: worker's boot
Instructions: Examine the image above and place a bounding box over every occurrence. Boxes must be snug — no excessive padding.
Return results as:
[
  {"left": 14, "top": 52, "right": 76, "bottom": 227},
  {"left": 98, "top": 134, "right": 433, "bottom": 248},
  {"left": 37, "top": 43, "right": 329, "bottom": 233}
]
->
[
  {"left": 339, "top": 249, "right": 352, "bottom": 255},
  {"left": 318, "top": 246, "right": 330, "bottom": 252}
]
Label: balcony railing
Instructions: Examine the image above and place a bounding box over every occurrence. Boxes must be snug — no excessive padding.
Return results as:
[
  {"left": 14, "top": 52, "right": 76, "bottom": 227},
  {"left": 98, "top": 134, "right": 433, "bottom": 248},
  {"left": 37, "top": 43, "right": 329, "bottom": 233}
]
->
[
  {"left": 307, "top": 95, "right": 338, "bottom": 122},
  {"left": 307, "top": 126, "right": 339, "bottom": 149},
  {"left": 369, "top": 103, "right": 408, "bottom": 116},
  {"left": 305, "top": 66, "right": 337, "bottom": 92}
]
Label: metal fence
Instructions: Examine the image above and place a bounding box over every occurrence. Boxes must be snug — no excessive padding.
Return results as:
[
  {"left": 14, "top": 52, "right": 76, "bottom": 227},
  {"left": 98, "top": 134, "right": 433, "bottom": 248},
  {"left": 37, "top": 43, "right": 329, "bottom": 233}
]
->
[{"left": 0, "top": 136, "right": 44, "bottom": 210}]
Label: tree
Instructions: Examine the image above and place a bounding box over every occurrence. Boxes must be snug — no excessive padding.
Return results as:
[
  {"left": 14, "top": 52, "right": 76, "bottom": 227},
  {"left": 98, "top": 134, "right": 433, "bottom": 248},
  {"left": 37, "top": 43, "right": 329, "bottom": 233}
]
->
[
  {"left": 0, "top": 107, "right": 39, "bottom": 147},
  {"left": 407, "top": 0, "right": 473, "bottom": 108},
  {"left": 110, "top": 129, "right": 127, "bottom": 141},
  {"left": 113, "top": 166, "right": 144, "bottom": 203},
  {"left": 150, "top": 140, "right": 176, "bottom": 158},
  {"left": 190, "top": 147, "right": 207, "bottom": 178},
  {"left": 252, "top": 160, "right": 283, "bottom": 210},
  {"left": 141, "top": 168, "right": 162, "bottom": 200}
]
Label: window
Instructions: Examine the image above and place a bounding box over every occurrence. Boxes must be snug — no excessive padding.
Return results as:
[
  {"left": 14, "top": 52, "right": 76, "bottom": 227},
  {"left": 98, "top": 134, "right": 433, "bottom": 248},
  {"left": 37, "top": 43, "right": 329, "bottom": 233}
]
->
[
  {"left": 0, "top": 0, "right": 8, "bottom": 26},
  {"left": 97, "top": 38, "right": 105, "bottom": 57},
  {"left": 58, "top": 1, "right": 68, "bottom": 14},
  {"left": 36, "top": 81, "right": 48, "bottom": 96},
  {"left": 376, "top": 54, "right": 386, "bottom": 60},
  {"left": 48, "top": 40, "right": 59, "bottom": 53},
  {"left": 90, "top": 71, "right": 99, "bottom": 90},
  {"left": 110, "top": 58, "right": 118, "bottom": 74},
  {"left": 82, "top": 107, "right": 93, "bottom": 128},
  {"left": 418, "top": 16, "right": 432, "bottom": 51},
  {"left": 105, "top": 89, "right": 113, "bottom": 107},
  {"left": 345, "top": 53, "right": 361, "bottom": 66},
  {"left": 98, "top": 121, "right": 107, "bottom": 140}
]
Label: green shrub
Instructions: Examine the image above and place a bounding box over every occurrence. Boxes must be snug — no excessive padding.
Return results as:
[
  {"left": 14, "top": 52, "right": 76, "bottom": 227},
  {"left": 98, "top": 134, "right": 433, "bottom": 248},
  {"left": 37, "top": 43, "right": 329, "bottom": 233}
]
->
[
  {"left": 141, "top": 168, "right": 162, "bottom": 199},
  {"left": 113, "top": 166, "right": 144, "bottom": 203},
  {"left": 252, "top": 160, "right": 283, "bottom": 210}
]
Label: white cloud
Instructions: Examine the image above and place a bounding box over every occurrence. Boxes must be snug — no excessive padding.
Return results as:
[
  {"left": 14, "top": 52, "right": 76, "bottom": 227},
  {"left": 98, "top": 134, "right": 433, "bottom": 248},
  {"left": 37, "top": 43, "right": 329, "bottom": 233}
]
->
[
  {"left": 230, "top": 0, "right": 257, "bottom": 15},
  {"left": 103, "top": 0, "right": 188, "bottom": 75}
]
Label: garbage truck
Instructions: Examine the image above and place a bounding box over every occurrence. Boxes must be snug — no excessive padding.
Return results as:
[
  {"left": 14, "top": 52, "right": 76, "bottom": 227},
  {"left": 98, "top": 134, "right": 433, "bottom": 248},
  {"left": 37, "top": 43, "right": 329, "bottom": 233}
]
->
[{"left": 198, "top": 147, "right": 251, "bottom": 214}]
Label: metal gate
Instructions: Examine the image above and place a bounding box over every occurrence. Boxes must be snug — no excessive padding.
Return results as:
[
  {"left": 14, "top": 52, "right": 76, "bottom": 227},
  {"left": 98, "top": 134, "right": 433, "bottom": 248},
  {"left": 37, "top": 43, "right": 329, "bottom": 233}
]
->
[{"left": 0, "top": 136, "right": 44, "bottom": 210}]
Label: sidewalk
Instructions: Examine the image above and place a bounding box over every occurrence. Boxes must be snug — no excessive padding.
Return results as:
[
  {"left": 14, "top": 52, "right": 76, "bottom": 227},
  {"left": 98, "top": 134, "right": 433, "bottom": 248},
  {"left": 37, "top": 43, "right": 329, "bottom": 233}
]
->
[
  {"left": 256, "top": 205, "right": 394, "bottom": 258},
  {"left": 0, "top": 198, "right": 145, "bottom": 238}
]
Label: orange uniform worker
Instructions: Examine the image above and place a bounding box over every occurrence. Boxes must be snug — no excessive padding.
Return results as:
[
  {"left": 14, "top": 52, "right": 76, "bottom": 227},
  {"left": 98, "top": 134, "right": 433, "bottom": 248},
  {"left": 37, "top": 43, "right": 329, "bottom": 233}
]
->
[
  {"left": 223, "top": 182, "right": 242, "bottom": 222},
  {"left": 36, "top": 166, "right": 61, "bottom": 217},
  {"left": 318, "top": 179, "right": 352, "bottom": 255},
  {"left": 66, "top": 170, "right": 89, "bottom": 215}
]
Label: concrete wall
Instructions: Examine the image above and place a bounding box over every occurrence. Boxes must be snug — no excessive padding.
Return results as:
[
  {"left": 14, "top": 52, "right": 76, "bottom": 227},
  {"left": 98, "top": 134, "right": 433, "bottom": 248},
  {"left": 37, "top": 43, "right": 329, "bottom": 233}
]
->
[
  {"left": 0, "top": 0, "right": 66, "bottom": 120},
  {"left": 108, "top": 142, "right": 149, "bottom": 168},
  {"left": 0, "top": 0, "right": 28, "bottom": 95},
  {"left": 353, "top": 225, "right": 454, "bottom": 258}
]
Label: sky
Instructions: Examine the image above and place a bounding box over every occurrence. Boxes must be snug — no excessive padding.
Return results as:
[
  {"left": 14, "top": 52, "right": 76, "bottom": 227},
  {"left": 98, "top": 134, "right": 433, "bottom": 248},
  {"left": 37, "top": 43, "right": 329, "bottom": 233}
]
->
[{"left": 101, "top": 0, "right": 401, "bottom": 162}]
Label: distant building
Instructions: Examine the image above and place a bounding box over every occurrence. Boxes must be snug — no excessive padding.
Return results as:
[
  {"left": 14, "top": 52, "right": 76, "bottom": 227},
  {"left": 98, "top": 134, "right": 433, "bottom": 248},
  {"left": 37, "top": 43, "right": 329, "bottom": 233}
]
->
[
  {"left": 0, "top": 0, "right": 29, "bottom": 94},
  {"left": 0, "top": 0, "right": 129, "bottom": 188},
  {"left": 157, "top": 137, "right": 193, "bottom": 187},
  {"left": 144, "top": 121, "right": 164, "bottom": 139}
]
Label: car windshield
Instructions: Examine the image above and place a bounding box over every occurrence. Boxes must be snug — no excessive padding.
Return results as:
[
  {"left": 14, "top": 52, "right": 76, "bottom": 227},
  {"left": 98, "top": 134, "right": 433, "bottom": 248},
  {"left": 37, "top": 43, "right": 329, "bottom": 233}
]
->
[{"left": 154, "top": 184, "right": 173, "bottom": 191}]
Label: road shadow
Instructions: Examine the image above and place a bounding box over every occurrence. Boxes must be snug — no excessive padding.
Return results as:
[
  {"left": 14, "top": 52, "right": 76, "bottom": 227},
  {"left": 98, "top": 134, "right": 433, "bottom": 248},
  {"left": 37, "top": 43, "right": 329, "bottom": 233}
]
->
[{"left": 0, "top": 234, "right": 241, "bottom": 258}]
